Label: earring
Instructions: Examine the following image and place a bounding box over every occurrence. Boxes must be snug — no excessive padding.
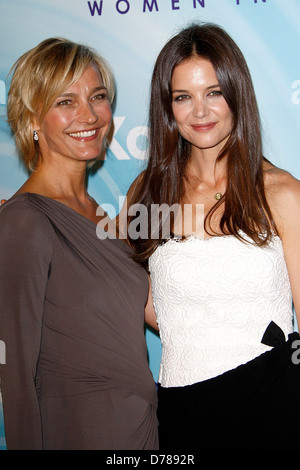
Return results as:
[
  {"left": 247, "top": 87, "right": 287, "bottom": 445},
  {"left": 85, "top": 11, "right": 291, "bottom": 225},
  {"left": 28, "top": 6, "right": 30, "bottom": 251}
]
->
[{"left": 33, "top": 130, "right": 39, "bottom": 141}]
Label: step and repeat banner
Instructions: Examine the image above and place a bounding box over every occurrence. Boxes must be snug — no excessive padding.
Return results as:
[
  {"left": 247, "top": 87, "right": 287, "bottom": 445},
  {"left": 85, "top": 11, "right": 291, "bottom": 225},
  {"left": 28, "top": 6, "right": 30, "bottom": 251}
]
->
[{"left": 0, "top": 0, "right": 299, "bottom": 449}]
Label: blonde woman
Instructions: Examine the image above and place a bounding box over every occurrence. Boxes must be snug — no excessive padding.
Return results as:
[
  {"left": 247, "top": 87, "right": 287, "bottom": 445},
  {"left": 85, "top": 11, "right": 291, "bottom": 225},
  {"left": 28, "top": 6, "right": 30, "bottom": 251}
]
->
[{"left": 0, "top": 38, "right": 158, "bottom": 450}]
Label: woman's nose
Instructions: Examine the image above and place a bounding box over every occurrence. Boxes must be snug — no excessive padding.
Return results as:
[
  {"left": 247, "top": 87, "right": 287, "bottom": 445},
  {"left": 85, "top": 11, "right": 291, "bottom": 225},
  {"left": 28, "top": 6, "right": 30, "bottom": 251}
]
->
[
  {"left": 193, "top": 99, "right": 209, "bottom": 119},
  {"left": 78, "top": 102, "right": 97, "bottom": 124}
]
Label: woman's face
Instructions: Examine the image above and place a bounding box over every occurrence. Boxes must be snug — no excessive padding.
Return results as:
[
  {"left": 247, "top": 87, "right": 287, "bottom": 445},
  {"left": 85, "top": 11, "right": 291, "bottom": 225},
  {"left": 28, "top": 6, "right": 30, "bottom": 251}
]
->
[
  {"left": 34, "top": 64, "right": 112, "bottom": 165},
  {"left": 171, "top": 57, "right": 233, "bottom": 158}
]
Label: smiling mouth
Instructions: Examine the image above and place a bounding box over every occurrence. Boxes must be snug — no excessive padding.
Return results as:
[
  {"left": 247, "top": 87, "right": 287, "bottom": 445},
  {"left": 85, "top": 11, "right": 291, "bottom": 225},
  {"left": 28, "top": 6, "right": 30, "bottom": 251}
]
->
[
  {"left": 191, "top": 123, "right": 216, "bottom": 131},
  {"left": 69, "top": 129, "right": 97, "bottom": 138}
]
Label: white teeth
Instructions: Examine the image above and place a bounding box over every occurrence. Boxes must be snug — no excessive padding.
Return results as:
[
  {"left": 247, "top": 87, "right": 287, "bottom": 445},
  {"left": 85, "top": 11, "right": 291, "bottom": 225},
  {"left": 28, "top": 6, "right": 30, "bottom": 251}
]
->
[{"left": 69, "top": 130, "right": 96, "bottom": 138}]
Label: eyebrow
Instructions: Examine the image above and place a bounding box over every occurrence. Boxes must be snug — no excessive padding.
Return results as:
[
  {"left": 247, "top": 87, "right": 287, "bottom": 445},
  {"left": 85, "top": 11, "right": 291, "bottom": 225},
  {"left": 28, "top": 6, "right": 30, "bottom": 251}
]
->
[
  {"left": 57, "top": 86, "right": 107, "bottom": 98},
  {"left": 172, "top": 84, "right": 220, "bottom": 93}
]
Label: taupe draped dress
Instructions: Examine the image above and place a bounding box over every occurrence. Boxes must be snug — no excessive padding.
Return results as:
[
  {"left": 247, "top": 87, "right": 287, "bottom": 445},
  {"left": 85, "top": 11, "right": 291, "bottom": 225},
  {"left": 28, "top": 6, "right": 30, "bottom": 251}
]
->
[{"left": 0, "top": 193, "right": 158, "bottom": 450}]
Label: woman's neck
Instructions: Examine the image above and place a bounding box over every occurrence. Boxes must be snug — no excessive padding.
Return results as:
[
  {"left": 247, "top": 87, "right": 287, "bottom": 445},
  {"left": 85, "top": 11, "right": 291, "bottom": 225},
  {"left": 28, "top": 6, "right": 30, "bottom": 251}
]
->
[
  {"left": 15, "top": 159, "right": 101, "bottom": 223},
  {"left": 185, "top": 150, "right": 227, "bottom": 192},
  {"left": 19, "top": 158, "right": 88, "bottom": 200}
]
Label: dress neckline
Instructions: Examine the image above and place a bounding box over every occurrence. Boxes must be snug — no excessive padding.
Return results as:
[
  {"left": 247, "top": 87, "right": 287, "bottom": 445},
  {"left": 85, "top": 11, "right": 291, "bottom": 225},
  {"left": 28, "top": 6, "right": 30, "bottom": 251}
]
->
[
  {"left": 9, "top": 192, "right": 127, "bottom": 244},
  {"left": 165, "top": 230, "right": 281, "bottom": 244},
  {"left": 11, "top": 192, "right": 99, "bottom": 227}
]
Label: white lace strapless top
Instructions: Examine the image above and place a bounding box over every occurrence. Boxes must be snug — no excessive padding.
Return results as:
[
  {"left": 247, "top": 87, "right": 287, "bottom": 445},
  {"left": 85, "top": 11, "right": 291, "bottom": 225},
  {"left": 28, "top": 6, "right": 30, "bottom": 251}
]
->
[{"left": 149, "top": 234, "right": 294, "bottom": 387}]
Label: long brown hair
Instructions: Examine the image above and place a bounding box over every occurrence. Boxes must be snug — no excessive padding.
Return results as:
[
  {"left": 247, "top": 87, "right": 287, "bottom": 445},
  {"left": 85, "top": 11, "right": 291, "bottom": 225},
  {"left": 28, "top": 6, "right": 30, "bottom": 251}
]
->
[{"left": 127, "top": 23, "right": 276, "bottom": 266}]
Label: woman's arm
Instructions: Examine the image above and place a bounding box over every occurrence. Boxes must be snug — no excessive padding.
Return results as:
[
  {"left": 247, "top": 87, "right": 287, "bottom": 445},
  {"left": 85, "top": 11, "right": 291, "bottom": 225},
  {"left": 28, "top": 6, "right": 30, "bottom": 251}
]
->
[
  {"left": 0, "top": 201, "right": 53, "bottom": 449},
  {"left": 145, "top": 276, "right": 159, "bottom": 331},
  {"left": 268, "top": 170, "right": 300, "bottom": 330}
]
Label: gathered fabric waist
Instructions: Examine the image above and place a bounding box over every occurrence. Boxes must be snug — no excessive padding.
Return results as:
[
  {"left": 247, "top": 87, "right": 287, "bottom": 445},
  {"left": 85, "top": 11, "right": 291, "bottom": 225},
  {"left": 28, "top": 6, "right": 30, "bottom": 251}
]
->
[
  {"left": 36, "top": 357, "right": 127, "bottom": 397},
  {"left": 38, "top": 321, "right": 158, "bottom": 409}
]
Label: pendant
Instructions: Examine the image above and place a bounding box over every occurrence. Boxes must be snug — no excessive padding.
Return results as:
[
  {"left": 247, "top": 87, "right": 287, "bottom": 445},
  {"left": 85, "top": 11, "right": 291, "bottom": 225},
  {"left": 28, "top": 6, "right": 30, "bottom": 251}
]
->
[{"left": 214, "top": 192, "right": 223, "bottom": 200}]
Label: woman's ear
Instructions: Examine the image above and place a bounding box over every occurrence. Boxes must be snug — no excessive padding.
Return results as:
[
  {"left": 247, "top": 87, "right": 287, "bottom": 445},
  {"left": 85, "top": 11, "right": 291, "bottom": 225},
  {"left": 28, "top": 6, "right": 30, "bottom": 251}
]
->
[{"left": 32, "top": 114, "right": 40, "bottom": 132}]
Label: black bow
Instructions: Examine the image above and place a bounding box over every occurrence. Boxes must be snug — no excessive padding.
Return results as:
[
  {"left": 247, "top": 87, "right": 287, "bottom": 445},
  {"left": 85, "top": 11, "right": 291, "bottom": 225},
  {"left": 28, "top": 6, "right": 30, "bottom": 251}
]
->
[{"left": 261, "top": 321, "right": 285, "bottom": 348}]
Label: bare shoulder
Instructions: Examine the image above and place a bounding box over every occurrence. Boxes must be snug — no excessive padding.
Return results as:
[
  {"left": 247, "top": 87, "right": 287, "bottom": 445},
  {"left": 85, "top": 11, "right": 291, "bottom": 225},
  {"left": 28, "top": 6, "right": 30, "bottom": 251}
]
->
[
  {"left": 264, "top": 162, "right": 300, "bottom": 201},
  {"left": 264, "top": 161, "right": 300, "bottom": 235}
]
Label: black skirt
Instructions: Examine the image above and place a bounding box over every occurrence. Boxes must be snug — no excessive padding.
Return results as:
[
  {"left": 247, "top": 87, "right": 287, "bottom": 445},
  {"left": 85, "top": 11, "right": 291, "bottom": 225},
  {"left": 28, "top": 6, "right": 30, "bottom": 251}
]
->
[{"left": 157, "top": 323, "right": 300, "bottom": 450}]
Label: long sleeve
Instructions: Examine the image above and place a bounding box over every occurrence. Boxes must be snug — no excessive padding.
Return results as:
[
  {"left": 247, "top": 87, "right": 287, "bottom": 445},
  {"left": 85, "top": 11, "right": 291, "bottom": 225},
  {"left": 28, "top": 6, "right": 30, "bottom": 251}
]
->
[{"left": 0, "top": 201, "right": 53, "bottom": 449}]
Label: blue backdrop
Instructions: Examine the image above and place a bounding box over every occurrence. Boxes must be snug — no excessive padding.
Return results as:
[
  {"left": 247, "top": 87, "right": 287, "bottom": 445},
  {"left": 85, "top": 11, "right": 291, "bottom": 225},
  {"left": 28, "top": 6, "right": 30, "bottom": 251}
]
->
[{"left": 1, "top": 0, "right": 300, "bottom": 450}]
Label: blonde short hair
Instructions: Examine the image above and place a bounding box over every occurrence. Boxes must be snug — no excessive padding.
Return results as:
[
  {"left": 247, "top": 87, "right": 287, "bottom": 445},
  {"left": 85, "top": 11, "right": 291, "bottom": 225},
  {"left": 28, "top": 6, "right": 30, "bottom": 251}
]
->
[{"left": 7, "top": 37, "right": 115, "bottom": 171}]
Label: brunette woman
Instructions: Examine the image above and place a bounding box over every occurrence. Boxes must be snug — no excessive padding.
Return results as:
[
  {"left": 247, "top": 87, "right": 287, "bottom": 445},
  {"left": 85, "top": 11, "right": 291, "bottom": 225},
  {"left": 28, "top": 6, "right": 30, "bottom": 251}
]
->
[{"left": 126, "top": 23, "right": 300, "bottom": 449}]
